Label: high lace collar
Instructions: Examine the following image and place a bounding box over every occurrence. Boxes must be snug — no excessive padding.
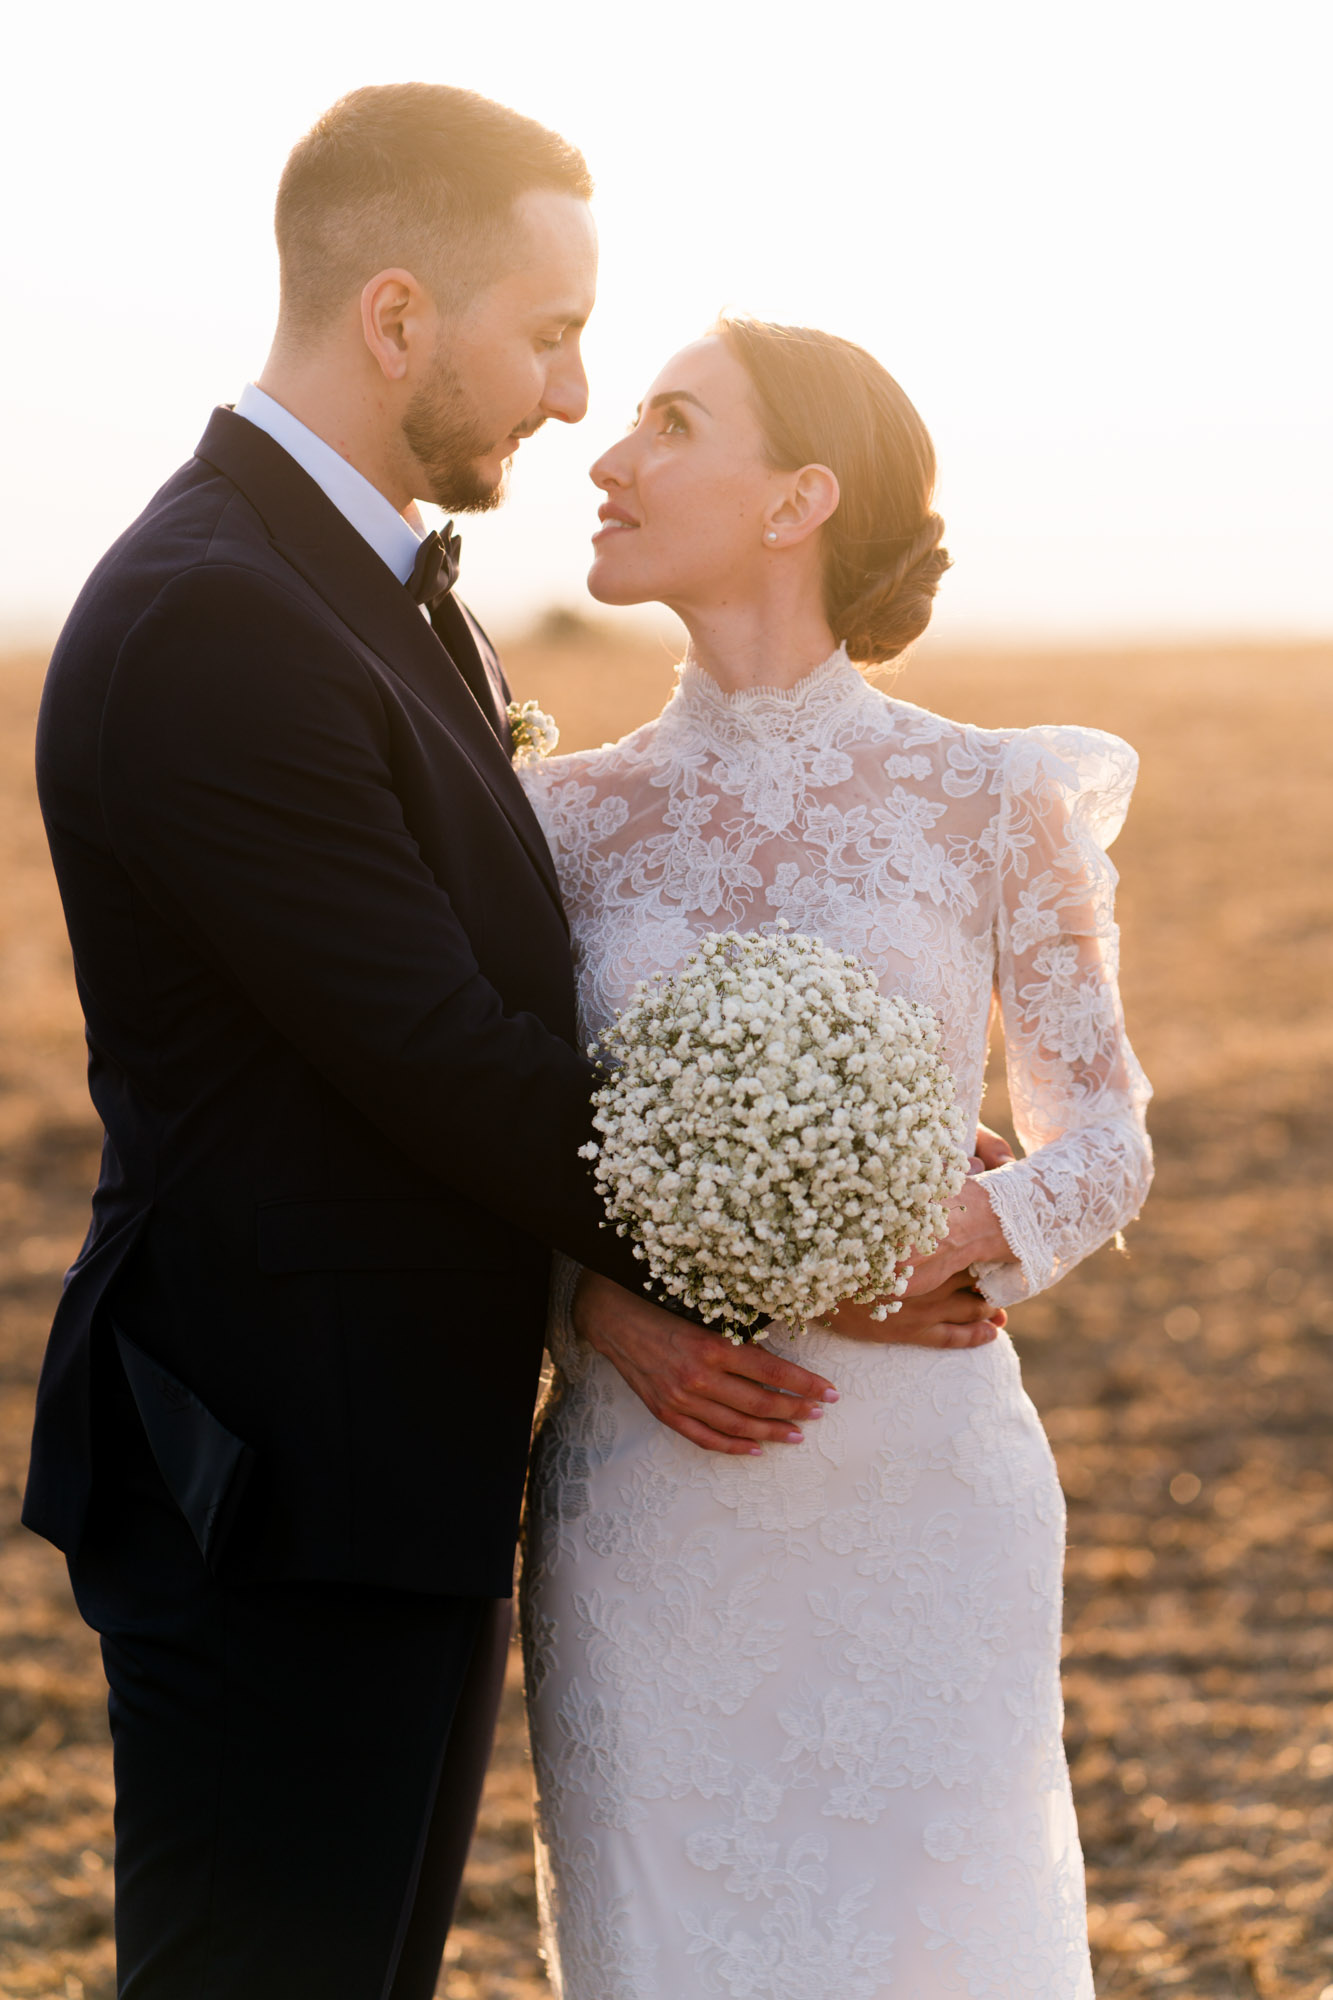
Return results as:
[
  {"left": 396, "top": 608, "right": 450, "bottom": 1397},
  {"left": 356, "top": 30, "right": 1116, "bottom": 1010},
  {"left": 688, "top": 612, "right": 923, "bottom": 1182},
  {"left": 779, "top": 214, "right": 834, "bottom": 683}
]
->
[{"left": 669, "top": 644, "right": 872, "bottom": 744}]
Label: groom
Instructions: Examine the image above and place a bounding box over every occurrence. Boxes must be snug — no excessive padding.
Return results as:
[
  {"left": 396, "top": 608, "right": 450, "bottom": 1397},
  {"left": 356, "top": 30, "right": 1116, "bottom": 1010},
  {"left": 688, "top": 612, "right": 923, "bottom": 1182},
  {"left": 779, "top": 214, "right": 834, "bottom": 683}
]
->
[{"left": 24, "top": 82, "right": 1005, "bottom": 2000}]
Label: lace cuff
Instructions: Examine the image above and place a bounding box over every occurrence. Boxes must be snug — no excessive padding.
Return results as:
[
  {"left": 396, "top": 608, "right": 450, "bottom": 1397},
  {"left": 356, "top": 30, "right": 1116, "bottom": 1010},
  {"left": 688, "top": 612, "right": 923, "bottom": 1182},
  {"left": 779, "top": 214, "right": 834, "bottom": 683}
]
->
[{"left": 971, "top": 1163, "right": 1046, "bottom": 1308}]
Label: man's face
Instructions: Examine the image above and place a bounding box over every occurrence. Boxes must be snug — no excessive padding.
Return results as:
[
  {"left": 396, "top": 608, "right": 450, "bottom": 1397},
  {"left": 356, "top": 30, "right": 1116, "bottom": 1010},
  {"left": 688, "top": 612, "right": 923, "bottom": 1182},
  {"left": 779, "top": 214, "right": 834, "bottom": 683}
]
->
[{"left": 403, "top": 188, "right": 598, "bottom": 512}]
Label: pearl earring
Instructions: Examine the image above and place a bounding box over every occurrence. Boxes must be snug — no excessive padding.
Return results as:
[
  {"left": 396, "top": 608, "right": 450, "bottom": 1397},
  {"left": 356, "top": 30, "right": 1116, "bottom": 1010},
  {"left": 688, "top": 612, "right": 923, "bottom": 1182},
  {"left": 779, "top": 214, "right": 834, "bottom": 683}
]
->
[{"left": 764, "top": 530, "right": 778, "bottom": 544}]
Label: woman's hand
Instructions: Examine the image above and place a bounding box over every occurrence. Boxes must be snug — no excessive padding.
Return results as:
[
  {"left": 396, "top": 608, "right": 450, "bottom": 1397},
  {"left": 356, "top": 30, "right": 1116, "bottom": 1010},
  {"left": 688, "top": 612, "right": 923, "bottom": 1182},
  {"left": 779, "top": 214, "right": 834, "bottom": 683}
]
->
[
  {"left": 972, "top": 1122, "right": 1015, "bottom": 1172},
  {"left": 902, "top": 1177, "right": 1015, "bottom": 1300},
  {"left": 823, "top": 1267, "right": 1005, "bottom": 1348},
  {"left": 574, "top": 1270, "right": 839, "bottom": 1456},
  {"left": 824, "top": 1150, "right": 1019, "bottom": 1346}
]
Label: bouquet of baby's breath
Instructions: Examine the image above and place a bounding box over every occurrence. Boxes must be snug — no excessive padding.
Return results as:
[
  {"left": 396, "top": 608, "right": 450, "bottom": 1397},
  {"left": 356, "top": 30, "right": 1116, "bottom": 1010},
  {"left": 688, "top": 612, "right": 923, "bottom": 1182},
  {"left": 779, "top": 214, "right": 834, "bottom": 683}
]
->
[{"left": 580, "top": 928, "right": 969, "bottom": 1342}]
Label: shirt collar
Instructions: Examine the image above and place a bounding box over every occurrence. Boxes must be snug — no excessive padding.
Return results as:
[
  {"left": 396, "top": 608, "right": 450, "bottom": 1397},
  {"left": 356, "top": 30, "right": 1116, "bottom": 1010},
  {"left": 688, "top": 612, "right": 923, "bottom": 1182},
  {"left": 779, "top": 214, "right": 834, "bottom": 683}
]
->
[{"left": 234, "top": 383, "right": 425, "bottom": 586}]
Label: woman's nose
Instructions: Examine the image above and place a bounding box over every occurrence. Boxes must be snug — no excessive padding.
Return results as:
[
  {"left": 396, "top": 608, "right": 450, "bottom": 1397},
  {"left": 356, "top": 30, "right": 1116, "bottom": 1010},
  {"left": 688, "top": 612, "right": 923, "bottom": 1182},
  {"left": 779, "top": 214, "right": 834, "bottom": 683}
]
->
[{"left": 590, "top": 435, "right": 633, "bottom": 489}]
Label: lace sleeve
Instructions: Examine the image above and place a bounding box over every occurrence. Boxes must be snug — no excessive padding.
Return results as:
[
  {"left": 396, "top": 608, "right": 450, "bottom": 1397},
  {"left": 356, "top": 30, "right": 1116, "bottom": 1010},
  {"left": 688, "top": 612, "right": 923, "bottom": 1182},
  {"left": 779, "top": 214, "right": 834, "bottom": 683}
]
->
[{"left": 971, "top": 726, "right": 1153, "bottom": 1308}]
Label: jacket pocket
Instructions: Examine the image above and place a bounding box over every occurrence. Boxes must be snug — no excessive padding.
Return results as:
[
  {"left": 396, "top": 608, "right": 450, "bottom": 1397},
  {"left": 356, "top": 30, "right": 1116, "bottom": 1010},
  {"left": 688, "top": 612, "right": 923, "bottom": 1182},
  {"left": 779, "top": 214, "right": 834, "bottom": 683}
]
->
[
  {"left": 113, "top": 1327, "right": 255, "bottom": 1572},
  {"left": 255, "top": 1195, "right": 528, "bottom": 1276}
]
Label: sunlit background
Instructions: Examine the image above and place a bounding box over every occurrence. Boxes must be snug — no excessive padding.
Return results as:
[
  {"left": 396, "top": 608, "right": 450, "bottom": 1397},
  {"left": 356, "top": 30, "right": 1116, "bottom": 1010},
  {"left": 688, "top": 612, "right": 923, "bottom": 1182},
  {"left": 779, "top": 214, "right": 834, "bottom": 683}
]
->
[
  {"left": 3, "top": 14, "right": 1333, "bottom": 1994},
  {"left": 2, "top": 0, "right": 1329, "bottom": 647}
]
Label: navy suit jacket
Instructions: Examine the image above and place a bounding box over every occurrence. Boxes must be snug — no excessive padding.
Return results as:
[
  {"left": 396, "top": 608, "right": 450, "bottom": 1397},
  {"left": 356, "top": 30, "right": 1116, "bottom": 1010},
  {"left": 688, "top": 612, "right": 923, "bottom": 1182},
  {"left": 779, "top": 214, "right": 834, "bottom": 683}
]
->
[{"left": 23, "top": 408, "right": 645, "bottom": 1595}]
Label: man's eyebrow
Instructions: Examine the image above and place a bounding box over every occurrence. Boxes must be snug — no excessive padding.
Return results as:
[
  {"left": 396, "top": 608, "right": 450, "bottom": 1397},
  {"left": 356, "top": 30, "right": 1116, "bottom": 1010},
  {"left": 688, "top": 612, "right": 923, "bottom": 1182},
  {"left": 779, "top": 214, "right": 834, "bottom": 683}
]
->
[
  {"left": 531, "top": 305, "right": 590, "bottom": 330},
  {"left": 633, "top": 390, "right": 713, "bottom": 419}
]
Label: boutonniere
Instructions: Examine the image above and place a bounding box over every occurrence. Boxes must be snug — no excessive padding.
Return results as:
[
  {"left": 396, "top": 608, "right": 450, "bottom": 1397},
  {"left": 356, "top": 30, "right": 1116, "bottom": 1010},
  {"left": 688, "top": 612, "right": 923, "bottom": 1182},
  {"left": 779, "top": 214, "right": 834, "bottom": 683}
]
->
[{"left": 507, "top": 699, "right": 560, "bottom": 766}]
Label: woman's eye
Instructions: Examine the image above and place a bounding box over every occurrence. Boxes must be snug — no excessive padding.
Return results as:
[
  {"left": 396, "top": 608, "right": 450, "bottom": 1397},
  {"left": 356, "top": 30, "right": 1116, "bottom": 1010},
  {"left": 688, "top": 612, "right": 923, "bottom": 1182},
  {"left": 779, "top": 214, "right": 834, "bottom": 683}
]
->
[{"left": 660, "top": 405, "right": 689, "bottom": 436}]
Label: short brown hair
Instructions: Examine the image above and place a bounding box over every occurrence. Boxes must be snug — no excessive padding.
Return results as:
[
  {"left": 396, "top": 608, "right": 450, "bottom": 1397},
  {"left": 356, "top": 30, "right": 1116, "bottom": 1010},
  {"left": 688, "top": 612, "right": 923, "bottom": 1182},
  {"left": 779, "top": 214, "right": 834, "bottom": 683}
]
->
[
  {"left": 275, "top": 82, "right": 593, "bottom": 334},
  {"left": 717, "top": 316, "right": 951, "bottom": 666}
]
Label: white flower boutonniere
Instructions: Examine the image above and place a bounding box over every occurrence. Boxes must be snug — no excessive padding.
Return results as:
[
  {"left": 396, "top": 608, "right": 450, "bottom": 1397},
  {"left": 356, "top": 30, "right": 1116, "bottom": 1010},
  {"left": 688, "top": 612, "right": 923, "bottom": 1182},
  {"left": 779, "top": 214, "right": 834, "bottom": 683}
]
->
[{"left": 507, "top": 699, "right": 560, "bottom": 766}]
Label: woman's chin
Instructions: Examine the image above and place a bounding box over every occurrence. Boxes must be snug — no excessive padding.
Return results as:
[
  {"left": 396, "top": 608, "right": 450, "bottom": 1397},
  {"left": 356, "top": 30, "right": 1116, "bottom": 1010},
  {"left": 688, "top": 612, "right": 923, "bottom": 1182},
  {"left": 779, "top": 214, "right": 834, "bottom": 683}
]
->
[{"left": 586, "top": 556, "right": 653, "bottom": 608}]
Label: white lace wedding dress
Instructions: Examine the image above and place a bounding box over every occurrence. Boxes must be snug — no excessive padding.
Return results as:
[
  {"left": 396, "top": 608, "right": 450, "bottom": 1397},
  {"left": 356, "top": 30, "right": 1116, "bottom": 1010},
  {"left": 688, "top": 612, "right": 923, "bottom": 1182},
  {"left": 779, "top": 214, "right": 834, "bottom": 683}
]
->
[{"left": 517, "top": 649, "right": 1152, "bottom": 1999}]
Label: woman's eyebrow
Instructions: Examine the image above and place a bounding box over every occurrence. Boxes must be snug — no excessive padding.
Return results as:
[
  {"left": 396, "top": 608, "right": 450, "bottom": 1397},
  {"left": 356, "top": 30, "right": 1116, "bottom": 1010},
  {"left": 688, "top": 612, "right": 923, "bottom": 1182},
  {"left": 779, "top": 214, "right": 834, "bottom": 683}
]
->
[{"left": 633, "top": 390, "right": 713, "bottom": 419}]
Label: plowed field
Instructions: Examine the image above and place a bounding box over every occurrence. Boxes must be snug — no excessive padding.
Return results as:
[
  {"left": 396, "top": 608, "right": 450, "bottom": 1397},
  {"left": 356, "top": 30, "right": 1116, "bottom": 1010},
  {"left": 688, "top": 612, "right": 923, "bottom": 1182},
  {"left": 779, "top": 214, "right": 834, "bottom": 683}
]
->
[{"left": 2, "top": 634, "right": 1330, "bottom": 1998}]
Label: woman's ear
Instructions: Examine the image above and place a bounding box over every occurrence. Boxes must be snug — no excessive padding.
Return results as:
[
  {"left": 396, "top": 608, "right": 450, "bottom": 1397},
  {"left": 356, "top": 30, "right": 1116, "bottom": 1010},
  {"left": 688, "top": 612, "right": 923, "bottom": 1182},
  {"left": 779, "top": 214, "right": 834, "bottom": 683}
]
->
[
  {"left": 360, "top": 268, "right": 430, "bottom": 384},
  {"left": 764, "top": 464, "right": 841, "bottom": 547}
]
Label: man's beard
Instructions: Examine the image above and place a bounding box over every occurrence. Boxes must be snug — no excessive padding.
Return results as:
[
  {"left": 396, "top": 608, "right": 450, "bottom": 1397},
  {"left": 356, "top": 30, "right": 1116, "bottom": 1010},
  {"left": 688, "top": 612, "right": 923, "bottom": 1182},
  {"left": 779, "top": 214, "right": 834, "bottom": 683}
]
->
[{"left": 401, "top": 348, "right": 542, "bottom": 515}]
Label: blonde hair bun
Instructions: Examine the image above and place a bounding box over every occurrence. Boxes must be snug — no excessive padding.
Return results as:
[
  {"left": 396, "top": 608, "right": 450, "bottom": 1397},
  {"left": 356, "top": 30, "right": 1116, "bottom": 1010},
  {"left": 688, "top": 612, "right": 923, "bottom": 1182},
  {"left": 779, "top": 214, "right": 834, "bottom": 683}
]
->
[{"left": 836, "top": 512, "right": 952, "bottom": 666}]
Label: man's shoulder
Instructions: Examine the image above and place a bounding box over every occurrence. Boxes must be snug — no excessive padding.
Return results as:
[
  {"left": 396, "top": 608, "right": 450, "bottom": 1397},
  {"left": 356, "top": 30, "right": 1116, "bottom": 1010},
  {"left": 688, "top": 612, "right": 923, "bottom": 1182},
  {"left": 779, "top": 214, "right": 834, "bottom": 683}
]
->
[
  {"left": 141, "top": 451, "right": 309, "bottom": 585},
  {"left": 51, "top": 459, "right": 334, "bottom": 690}
]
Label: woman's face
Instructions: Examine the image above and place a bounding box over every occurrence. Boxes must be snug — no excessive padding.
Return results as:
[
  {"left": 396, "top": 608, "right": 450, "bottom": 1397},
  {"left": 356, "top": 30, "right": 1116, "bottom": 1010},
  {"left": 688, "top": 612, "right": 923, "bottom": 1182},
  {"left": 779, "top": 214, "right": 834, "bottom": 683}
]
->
[{"left": 587, "top": 336, "right": 788, "bottom": 611}]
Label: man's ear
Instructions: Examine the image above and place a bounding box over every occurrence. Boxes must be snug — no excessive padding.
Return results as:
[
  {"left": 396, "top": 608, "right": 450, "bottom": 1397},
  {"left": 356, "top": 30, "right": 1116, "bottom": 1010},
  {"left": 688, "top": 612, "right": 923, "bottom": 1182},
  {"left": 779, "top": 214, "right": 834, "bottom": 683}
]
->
[
  {"left": 766, "top": 464, "right": 840, "bottom": 546},
  {"left": 360, "top": 268, "right": 431, "bottom": 384}
]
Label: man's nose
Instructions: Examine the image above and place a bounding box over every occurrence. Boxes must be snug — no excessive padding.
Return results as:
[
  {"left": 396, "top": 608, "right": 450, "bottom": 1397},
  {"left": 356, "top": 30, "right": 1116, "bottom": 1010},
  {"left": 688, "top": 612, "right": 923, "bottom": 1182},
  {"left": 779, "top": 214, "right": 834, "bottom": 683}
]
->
[{"left": 543, "top": 344, "right": 590, "bottom": 426}]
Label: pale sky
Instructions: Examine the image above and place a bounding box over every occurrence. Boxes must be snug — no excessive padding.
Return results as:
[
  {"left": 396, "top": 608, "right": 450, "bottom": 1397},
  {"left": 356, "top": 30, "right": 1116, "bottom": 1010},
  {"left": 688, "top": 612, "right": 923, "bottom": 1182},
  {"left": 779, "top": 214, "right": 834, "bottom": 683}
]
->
[{"left": 2, "top": 0, "right": 1329, "bottom": 646}]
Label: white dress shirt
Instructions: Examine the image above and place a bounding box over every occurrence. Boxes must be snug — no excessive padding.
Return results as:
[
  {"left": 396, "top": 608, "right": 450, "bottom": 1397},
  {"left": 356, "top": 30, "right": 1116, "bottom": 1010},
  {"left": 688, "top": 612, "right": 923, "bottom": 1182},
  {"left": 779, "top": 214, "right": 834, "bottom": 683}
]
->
[{"left": 234, "top": 383, "right": 426, "bottom": 587}]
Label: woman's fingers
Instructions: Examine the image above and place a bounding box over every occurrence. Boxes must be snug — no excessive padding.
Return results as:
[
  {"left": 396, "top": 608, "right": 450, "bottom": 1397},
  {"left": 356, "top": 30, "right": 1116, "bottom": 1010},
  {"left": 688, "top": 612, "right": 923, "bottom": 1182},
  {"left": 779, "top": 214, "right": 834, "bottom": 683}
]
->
[
  {"left": 593, "top": 1308, "right": 830, "bottom": 1437},
  {"left": 574, "top": 1277, "right": 838, "bottom": 1434},
  {"left": 667, "top": 1413, "right": 771, "bottom": 1456},
  {"left": 896, "top": 1296, "right": 1006, "bottom": 1343},
  {"left": 827, "top": 1277, "right": 1006, "bottom": 1346},
  {"left": 656, "top": 1342, "right": 832, "bottom": 1438},
  {"left": 894, "top": 1315, "right": 1001, "bottom": 1349},
  {"left": 973, "top": 1121, "right": 1016, "bottom": 1171},
  {"left": 722, "top": 1338, "right": 838, "bottom": 1406},
  {"left": 900, "top": 1247, "right": 961, "bottom": 1296},
  {"left": 639, "top": 1356, "right": 819, "bottom": 1448},
  {"left": 695, "top": 1369, "right": 828, "bottom": 1426},
  {"left": 682, "top": 1393, "right": 813, "bottom": 1447},
  {"left": 829, "top": 1275, "right": 995, "bottom": 1337},
  {"left": 658, "top": 1304, "right": 1001, "bottom": 1454}
]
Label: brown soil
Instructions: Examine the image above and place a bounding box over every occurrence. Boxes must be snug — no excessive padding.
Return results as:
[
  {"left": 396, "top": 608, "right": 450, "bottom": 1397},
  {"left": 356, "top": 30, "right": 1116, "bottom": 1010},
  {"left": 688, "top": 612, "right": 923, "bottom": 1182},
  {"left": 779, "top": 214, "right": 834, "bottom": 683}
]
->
[{"left": 1, "top": 634, "right": 1331, "bottom": 1999}]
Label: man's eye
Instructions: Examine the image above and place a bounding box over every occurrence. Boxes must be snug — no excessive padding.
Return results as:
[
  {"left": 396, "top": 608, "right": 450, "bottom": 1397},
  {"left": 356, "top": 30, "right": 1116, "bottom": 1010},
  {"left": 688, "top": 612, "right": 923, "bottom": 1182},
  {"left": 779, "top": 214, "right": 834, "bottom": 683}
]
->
[{"left": 539, "top": 332, "right": 565, "bottom": 352}]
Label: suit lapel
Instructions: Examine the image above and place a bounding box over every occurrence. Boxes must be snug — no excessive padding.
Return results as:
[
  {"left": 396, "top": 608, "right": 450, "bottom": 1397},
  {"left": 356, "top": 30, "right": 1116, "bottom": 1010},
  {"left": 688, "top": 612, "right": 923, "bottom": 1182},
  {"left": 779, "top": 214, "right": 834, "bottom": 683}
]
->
[
  {"left": 194, "top": 409, "right": 565, "bottom": 921},
  {"left": 441, "top": 595, "right": 515, "bottom": 724},
  {"left": 427, "top": 593, "right": 509, "bottom": 744}
]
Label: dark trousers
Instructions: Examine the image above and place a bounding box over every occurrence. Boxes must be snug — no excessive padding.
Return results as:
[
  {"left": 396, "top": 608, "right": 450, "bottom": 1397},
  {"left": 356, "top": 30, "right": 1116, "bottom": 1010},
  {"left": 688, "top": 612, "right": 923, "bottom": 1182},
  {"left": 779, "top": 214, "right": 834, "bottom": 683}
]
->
[{"left": 68, "top": 1392, "right": 510, "bottom": 2000}]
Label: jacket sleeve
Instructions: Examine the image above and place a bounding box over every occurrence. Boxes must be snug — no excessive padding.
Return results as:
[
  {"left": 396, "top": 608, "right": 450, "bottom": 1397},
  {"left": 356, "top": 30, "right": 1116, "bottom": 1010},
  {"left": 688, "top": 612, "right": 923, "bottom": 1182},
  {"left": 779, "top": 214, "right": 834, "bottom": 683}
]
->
[
  {"left": 971, "top": 726, "right": 1154, "bottom": 1307},
  {"left": 97, "top": 562, "right": 646, "bottom": 1292}
]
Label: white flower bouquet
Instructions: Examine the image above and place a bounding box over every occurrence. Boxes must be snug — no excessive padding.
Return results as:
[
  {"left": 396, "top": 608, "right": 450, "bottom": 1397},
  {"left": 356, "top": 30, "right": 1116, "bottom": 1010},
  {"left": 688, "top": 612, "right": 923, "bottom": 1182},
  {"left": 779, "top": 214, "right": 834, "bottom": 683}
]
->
[{"left": 580, "top": 928, "right": 970, "bottom": 1341}]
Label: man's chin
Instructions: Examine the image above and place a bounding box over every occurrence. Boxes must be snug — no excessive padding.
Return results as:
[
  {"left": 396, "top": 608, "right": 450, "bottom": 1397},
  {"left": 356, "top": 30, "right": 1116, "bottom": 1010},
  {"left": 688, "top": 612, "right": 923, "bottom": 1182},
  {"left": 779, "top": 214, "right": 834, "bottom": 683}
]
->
[{"left": 432, "top": 462, "right": 509, "bottom": 516}]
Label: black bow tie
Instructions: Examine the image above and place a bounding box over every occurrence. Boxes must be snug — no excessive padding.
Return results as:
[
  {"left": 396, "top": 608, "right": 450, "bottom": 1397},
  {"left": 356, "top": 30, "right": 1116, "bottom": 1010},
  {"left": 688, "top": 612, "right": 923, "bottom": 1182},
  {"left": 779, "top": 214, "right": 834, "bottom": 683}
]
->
[{"left": 407, "top": 522, "right": 462, "bottom": 609}]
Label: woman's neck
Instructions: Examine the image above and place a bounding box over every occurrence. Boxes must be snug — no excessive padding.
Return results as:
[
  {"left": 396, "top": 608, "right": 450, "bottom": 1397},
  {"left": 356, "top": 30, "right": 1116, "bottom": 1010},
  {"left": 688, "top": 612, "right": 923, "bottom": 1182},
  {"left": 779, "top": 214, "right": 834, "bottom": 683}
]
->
[{"left": 675, "top": 597, "right": 841, "bottom": 695}]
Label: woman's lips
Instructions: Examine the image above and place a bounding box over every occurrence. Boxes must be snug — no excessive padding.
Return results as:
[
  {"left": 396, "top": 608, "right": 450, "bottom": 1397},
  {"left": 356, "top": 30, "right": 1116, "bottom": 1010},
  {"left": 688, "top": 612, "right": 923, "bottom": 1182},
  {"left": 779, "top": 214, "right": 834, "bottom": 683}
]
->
[{"left": 592, "top": 510, "right": 639, "bottom": 545}]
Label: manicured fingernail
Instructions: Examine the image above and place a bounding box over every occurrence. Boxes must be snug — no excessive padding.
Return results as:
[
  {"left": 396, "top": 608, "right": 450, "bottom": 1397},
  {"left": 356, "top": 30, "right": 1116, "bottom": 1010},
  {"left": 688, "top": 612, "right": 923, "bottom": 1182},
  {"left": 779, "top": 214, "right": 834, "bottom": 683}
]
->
[
  {"left": 786, "top": 1428, "right": 804, "bottom": 1442},
  {"left": 749, "top": 1446, "right": 763, "bottom": 1456},
  {"left": 822, "top": 1389, "right": 840, "bottom": 1403},
  {"left": 806, "top": 1406, "right": 824, "bottom": 1419}
]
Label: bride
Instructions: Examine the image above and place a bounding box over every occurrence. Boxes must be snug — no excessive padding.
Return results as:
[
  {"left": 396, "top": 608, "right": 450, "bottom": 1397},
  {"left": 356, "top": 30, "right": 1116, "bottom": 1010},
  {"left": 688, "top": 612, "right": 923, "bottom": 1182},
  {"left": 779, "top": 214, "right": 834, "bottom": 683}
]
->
[{"left": 517, "top": 316, "right": 1152, "bottom": 1998}]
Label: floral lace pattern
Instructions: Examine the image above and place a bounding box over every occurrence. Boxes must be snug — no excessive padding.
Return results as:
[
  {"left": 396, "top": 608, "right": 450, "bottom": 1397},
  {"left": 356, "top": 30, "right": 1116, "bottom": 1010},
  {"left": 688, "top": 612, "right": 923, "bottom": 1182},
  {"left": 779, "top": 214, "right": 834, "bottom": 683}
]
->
[{"left": 519, "top": 652, "right": 1147, "bottom": 1995}]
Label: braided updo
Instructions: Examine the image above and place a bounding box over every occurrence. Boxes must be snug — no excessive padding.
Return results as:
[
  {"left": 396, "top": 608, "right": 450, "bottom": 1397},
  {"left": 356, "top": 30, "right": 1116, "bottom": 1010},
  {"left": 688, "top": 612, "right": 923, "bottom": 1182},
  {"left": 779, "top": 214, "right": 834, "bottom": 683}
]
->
[{"left": 717, "top": 316, "right": 951, "bottom": 666}]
